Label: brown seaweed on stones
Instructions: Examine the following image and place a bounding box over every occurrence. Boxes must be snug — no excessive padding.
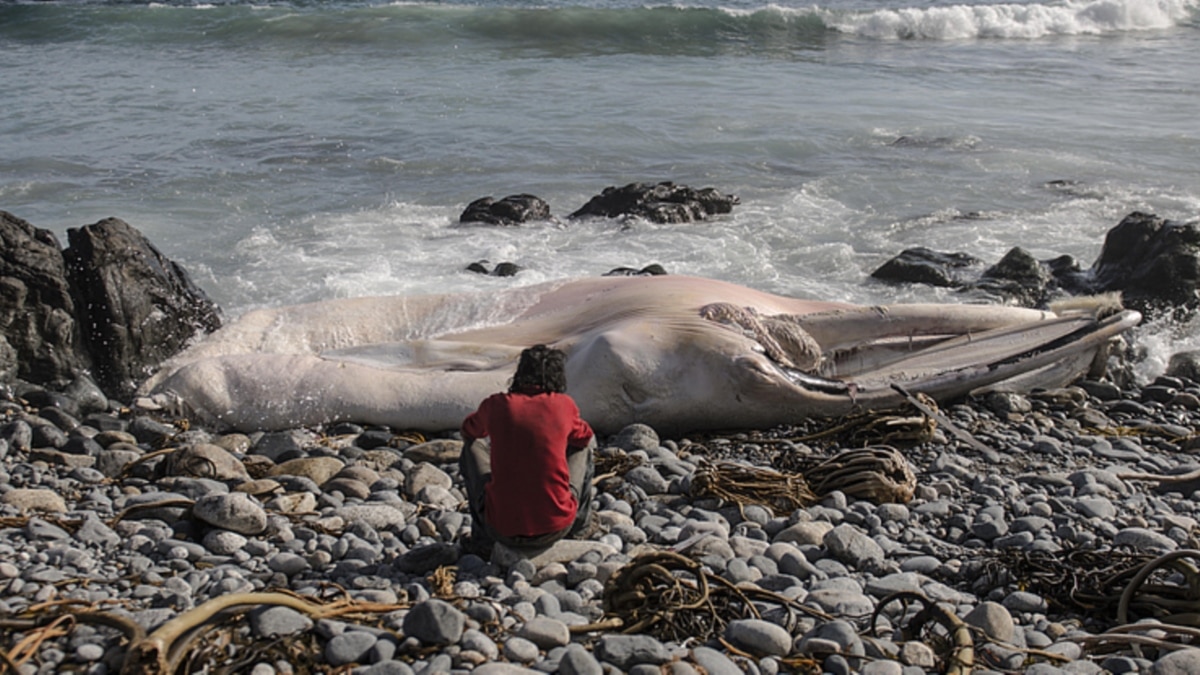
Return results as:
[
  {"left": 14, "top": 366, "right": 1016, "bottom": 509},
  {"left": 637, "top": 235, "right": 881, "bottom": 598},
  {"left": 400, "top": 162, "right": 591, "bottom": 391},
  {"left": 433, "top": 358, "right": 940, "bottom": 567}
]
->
[{"left": 583, "top": 550, "right": 828, "bottom": 664}]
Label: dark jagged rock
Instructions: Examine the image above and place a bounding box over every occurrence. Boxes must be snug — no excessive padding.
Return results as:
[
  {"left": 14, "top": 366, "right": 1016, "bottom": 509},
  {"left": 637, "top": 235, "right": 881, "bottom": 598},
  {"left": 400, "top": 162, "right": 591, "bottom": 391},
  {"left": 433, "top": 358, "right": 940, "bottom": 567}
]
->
[
  {"left": 0, "top": 211, "right": 91, "bottom": 386},
  {"left": 873, "top": 212, "right": 1200, "bottom": 316},
  {"left": 974, "top": 247, "right": 1051, "bottom": 308},
  {"left": 1086, "top": 212, "right": 1200, "bottom": 316},
  {"left": 63, "top": 217, "right": 222, "bottom": 399},
  {"left": 870, "top": 247, "right": 983, "bottom": 288},
  {"left": 459, "top": 194, "right": 551, "bottom": 226},
  {"left": 569, "top": 182, "right": 739, "bottom": 224},
  {"left": 492, "top": 262, "right": 522, "bottom": 277},
  {"left": 465, "top": 260, "right": 523, "bottom": 277},
  {"left": 1167, "top": 351, "right": 1200, "bottom": 384},
  {"left": 603, "top": 264, "right": 668, "bottom": 277}
]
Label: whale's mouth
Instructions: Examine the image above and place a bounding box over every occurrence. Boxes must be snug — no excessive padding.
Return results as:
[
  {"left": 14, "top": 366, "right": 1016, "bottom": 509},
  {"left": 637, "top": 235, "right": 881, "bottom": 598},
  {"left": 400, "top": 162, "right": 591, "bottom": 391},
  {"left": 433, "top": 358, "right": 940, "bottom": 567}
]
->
[
  {"left": 777, "top": 365, "right": 854, "bottom": 396},
  {"left": 784, "top": 308, "right": 1141, "bottom": 409}
]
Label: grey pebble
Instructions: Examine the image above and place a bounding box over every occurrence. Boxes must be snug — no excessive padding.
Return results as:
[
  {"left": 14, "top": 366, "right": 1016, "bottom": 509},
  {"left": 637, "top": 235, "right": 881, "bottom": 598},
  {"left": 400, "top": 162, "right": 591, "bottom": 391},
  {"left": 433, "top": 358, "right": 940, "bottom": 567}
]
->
[
  {"left": 594, "top": 634, "right": 673, "bottom": 669},
  {"left": 402, "top": 598, "right": 464, "bottom": 645},
  {"left": 724, "top": 618, "right": 791, "bottom": 657},
  {"left": 192, "top": 492, "right": 268, "bottom": 535},
  {"left": 503, "top": 635, "right": 540, "bottom": 663},
  {"left": 250, "top": 606, "right": 314, "bottom": 638},
  {"left": 325, "top": 630, "right": 378, "bottom": 666},
  {"left": 517, "top": 616, "right": 570, "bottom": 649},
  {"left": 559, "top": 642, "right": 604, "bottom": 675},
  {"left": 823, "top": 523, "right": 885, "bottom": 569}
]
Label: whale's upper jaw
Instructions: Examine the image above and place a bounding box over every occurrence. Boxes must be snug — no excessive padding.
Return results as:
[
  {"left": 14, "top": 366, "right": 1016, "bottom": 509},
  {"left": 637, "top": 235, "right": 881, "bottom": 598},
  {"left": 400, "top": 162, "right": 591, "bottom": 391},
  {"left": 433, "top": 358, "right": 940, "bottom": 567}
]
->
[{"left": 757, "top": 308, "right": 1142, "bottom": 415}]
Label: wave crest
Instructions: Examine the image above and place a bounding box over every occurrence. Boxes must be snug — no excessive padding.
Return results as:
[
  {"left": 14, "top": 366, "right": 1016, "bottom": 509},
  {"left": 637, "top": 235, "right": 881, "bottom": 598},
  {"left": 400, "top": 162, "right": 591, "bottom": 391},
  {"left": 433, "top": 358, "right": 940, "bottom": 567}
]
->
[{"left": 826, "top": 0, "right": 1199, "bottom": 40}]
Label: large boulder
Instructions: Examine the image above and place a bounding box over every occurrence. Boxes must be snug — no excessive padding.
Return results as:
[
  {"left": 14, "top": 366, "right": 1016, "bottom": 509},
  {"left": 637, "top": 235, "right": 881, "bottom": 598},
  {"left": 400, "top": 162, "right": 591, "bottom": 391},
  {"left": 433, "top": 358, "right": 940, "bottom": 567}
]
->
[
  {"left": 0, "top": 211, "right": 91, "bottom": 386},
  {"left": 1086, "top": 212, "right": 1200, "bottom": 316},
  {"left": 63, "top": 217, "right": 222, "bottom": 398},
  {"left": 570, "top": 182, "right": 739, "bottom": 224}
]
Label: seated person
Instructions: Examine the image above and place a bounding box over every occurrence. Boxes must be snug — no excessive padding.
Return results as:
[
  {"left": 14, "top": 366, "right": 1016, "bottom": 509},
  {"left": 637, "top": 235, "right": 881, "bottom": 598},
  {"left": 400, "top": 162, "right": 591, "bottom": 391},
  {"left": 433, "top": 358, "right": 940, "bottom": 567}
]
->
[{"left": 459, "top": 344, "right": 596, "bottom": 554}]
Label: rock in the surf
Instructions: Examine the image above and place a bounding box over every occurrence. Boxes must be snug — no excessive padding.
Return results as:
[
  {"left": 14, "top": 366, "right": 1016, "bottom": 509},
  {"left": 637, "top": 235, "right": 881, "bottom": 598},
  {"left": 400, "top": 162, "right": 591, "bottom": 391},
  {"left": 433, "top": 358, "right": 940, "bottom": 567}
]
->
[
  {"left": 570, "top": 181, "right": 739, "bottom": 224},
  {"left": 64, "top": 217, "right": 222, "bottom": 398},
  {"left": 459, "top": 194, "right": 552, "bottom": 226}
]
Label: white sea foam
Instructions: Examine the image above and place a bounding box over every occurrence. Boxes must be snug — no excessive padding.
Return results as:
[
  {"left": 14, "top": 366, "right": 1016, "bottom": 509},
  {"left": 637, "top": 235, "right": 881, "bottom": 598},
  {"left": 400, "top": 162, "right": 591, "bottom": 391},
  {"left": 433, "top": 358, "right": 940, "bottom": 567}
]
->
[{"left": 826, "top": 0, "right": 1198, "bottom": 39}]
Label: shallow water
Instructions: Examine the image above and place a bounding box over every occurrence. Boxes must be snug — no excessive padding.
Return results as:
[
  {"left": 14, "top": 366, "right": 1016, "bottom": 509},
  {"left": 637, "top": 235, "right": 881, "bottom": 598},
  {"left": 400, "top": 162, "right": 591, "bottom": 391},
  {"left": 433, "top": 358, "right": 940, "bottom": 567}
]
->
[{"left": 2, "top": 0, "right": 1199, "bottom": 372}]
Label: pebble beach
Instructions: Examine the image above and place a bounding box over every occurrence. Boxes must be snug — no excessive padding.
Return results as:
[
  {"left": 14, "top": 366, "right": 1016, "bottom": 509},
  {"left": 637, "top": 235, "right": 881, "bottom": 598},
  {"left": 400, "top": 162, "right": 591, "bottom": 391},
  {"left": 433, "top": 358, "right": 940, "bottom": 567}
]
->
[{"left": 4, "top": 368, "right": 1200, "bottom": 675}]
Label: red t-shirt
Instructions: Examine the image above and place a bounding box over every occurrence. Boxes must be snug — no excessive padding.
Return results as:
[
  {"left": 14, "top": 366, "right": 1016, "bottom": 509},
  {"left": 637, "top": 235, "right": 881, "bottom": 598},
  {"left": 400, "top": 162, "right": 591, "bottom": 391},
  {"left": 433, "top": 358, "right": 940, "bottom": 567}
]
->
[{"left": 462, "top": 391, "right": 594, "bottom": 538}]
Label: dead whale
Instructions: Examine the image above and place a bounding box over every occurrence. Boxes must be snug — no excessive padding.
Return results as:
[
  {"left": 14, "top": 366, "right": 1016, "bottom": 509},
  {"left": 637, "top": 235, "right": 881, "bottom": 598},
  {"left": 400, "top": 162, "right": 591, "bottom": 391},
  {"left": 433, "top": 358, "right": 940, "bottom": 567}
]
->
[{"left": 140, "top": 275, "right": 1140, "bottom": 435}]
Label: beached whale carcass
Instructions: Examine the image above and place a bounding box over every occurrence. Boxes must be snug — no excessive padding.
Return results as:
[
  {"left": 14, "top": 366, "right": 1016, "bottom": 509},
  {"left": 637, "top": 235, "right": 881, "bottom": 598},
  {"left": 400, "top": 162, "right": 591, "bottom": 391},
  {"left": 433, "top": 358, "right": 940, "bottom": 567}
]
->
[{"left": 140, "top": 275, "right": 1140, "bottom": 435}]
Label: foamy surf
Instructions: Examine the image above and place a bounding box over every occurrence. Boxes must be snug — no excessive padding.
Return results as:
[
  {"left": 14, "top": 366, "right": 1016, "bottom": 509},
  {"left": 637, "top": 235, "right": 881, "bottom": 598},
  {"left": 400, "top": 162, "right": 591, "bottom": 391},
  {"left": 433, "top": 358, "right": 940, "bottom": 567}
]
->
[{"left": 823, "top": 0, "right": 1199, "bottom": 39}]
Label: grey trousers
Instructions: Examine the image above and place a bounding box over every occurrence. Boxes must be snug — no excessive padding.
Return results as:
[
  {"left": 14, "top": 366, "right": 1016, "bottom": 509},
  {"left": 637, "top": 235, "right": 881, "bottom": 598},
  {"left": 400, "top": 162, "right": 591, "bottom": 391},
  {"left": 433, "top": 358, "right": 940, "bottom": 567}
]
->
[{"left": 459, "top": 436, "right": 596, "bottom": 550}]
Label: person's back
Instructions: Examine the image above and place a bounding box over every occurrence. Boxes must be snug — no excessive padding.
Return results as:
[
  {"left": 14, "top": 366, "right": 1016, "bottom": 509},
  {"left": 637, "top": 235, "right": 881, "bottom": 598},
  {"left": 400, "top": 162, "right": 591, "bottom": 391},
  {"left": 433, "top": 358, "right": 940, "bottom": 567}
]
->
[
  {"left": 466, "top": 390, "right": 590, "bottom": 538},
  {"left": 459, "top": 344, "right": 596, "bottom": 555}
]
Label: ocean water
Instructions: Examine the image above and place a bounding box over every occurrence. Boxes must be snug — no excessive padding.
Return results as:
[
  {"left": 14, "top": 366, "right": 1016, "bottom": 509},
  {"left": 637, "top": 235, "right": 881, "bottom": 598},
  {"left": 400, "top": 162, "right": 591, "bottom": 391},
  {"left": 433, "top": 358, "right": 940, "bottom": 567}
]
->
[{"left": 2, "top": 0, "right": 1199, "bottom": 370}]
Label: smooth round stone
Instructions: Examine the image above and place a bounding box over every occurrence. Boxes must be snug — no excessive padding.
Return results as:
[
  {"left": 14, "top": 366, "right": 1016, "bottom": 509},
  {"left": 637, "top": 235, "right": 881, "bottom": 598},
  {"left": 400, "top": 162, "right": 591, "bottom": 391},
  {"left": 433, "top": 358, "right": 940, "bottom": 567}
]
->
[
  {"left": 865, "top": 572, "right": 925, "bottom": 598},
  {"left": 861, "top": 660, "right": 903, "bottom": 675},
  {"left": 31, "top": 423, "right": 68, "bottom": 448},
  {"left": 593, "top": 634, "right": 673, "bottom": 669},
  {"left": 203, "top": 530, "right": 248, "bottom": 555},
  {"left": 724, "top": 619, "right": 791, "bottom": 657},
  {"left": 774, "top": 521, "right": 834, "bottom": 547},
  {"left": 268, "top": 552, "right": 310, "bottom": 576},
  {"left": 461, "top": 629, "right": 500, "bottom": 660},
  {"left": 1, "top": 488, "right": 67, "bottom": 513},
  {"left": 1114, "top": 527, "right": 1178, "bottom": 552},
  {"left": 798, "top": 620, "right": 865, "bottom": 657},
  {"left": 899, "top": 641, "right": 936, "bottom": 669},
  {"left": 323, "top": 477, "right": 371, "bottom": 500},
  {"left": 192, "top": 493, "right": 268, "bottom": 535},
  {"left": 518, "top": 616, "right": 570, "bottom": 649},
  {"left": 965, "top": 601, "right": 1015, "bottom": 642},
  {"left": 335, "top": 504, "right": 407, "bottom": 530},
  {"left": 74, "top": 643, "right": 105, "bottom": 662},
  {"left": 326, "top": 630, "right": 378, "bottom": 667},
  {"left": 613, "top": 424, "right": 659, "bottom": 452},
  {"left": 250, "top": 606, "right": 314, "bottom": 638},
  {"left": 503, "top": 636, "right": 540, "bottom": 663},
  {"left": 995, "top": 531, "right": 1036, "bottom": 549},
  {"left": 740, "top": 504, "right": 772, "bottom": 526},
  {"left": 875, "top": 503, "right": 910, "bottom": 522},
  {"left": 1074, "top": 496, "right": 1116, "bottom": 519},
  {"left": 566, "top": 561, "right": 598, "bottom": 587},
  {"left": 1002, "top": 590, "right": 1048, "bottom": 614},
  {"left": 823, "top": 654, "right": 853, "bottom": 675},
  {"left": 404, "top": 463, "right": 452, "bottom": 498},
  {"left": 691, "top": 646, "right": 743, "bottom": 675},
  {"left": 402, "top": 599, "right": 464, "bottom": 645},
  {"left": 823, "top": 524, "right": 885, "bottom": 569},
  {"left": 1148, "top": 649, "right": 1200, "bottom": 675},
  {"left": 724, "top": 559, "right": 759, "bottom": 584},
  {"left": 624, "top": 466, "right": 670, "bottom": 495},
  {"left": 271, "top": 456, "right": 344, "bottom": 485},
  {"left": 806, "top": 589, "right": 874, "bottom": 616},
  {"left": 899, "top": 556, "right": 941, "bottom": 574},
  {"left": 169, "top": 444, "right": 252, "bottom": 482},
  {"left": 559, "top": 642, "right": 604, "bottom": 675}
]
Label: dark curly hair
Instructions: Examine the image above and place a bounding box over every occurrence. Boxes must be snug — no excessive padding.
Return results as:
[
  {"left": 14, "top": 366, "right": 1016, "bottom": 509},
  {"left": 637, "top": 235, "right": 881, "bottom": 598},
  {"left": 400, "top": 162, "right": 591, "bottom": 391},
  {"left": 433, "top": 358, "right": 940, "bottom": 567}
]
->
[{"left": 510, "top": 344, "right": 568, "bottom": 394}]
